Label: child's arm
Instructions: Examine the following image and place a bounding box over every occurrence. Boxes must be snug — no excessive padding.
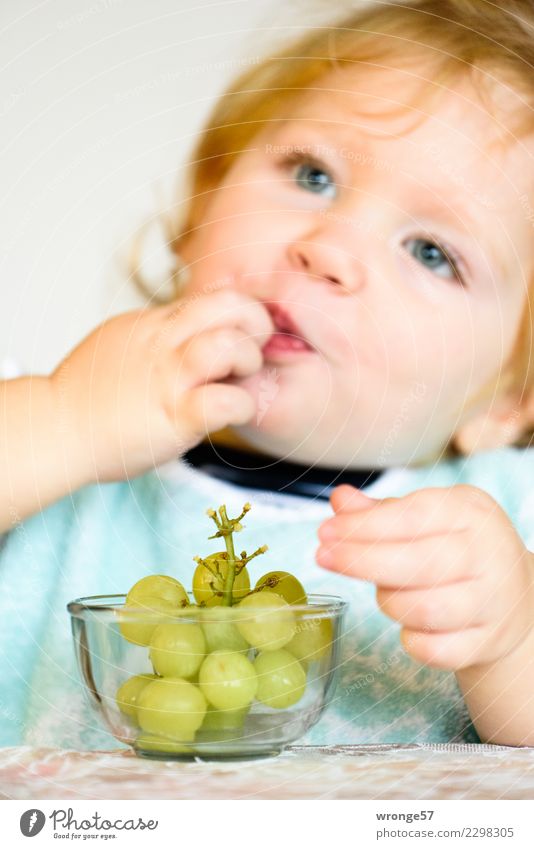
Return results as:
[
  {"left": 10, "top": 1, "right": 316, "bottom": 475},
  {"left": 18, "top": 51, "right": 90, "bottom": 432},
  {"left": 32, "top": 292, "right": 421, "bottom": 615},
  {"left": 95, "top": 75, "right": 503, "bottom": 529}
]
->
[
  {"left": 0, "top": 375, "right": 90, "bottom": 532},
  {"left": 316, "top": 483, "right": 534, "bottom": 746},
  {"left": 0, "top": 291, "right": 273, "bottom": 534}
]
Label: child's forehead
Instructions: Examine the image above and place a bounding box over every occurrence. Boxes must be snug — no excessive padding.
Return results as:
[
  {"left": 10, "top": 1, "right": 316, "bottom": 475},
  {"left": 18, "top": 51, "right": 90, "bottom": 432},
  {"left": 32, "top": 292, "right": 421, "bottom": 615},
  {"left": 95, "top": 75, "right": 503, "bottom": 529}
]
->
[{"left": 280, "top": 64, "right": 526, "bottom": 155}]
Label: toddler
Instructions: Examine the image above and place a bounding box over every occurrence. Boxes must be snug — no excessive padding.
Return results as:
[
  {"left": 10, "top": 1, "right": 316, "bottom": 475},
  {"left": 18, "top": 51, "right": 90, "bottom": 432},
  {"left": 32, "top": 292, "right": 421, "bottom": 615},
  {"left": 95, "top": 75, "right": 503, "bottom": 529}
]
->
[{"left": 2, "top": 0, "right": 534, "bottom": 749}]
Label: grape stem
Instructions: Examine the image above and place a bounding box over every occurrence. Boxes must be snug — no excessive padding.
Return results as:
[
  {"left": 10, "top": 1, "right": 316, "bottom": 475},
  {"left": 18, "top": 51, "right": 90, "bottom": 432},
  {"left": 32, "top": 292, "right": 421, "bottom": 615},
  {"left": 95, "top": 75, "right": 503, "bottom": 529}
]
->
[
  {"left": 248, "top": 573, "right": 279, "bottom": 596},
  {"left": 203, "top": 503, "right": 267, "bottom": 606},
  {"left": 220, "top": 505, "right": 238, "bottom": 605},
  {"left": 193, "top": 555, "right": 224, "bottom": 582},
  {"left": 242, "top": 545, "right": 269, "bottom": 564}
]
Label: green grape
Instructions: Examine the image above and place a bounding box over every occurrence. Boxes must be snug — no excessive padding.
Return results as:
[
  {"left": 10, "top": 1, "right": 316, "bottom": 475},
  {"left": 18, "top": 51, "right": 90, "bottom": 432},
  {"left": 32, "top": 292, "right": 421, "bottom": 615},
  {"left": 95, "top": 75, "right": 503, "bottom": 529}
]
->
[
  {"left": 116, "top": 673, "right": 158, "bottom": 719},
  {"left": 236, "top": 591, "right": 296, "bottom": 650},
  {"left": 119, "top": 575, "right": 190, "bottom": 646},
  {"left": 198, "top": 650, "right": 258, "bottom": 711},
  {"left": 149, "top": 622, "right": 206, "bottom": 679},
  {"left": 200, "top": 607, "right": 250, "bottom": 654},
  {"left": 137, "top": 677, "right": 207, "bottom": 740},
  {"left": 126, "top": 574, "right": 189, "bottom": 608},
  {"left": 286, "top": 616, "right": 333, "bottom": 662},
  {"left": 254, "top": 649, "right": 307, "bottom": 709},
  {"left": 192, "top": 552, "right": 250, "bottom": 605},
  {"left": 119, "top": 596, "right": 178, "bottom": 646},
  {"left": 255, "top": 571, "right": 307, "bottom": 605},
  {"left": 201, "top": 705, "right": 250, "bottom": 732}
]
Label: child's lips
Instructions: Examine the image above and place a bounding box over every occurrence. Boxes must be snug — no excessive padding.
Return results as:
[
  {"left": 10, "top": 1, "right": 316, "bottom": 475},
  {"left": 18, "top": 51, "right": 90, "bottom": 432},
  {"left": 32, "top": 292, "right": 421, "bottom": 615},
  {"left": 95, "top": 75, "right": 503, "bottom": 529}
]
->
[
  {"left": 262, "top": 334, "right": 313, "bottom": 356},
  {"left": 262, "top": 304, "right": 315, "bottom": 357}
]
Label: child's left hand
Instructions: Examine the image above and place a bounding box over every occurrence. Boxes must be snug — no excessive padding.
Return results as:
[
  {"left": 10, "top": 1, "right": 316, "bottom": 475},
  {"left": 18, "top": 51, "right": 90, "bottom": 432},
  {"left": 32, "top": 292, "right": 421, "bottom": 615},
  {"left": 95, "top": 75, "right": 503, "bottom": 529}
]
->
[{"left": 316, "top": 483, "right": 534, "bottom": 670}]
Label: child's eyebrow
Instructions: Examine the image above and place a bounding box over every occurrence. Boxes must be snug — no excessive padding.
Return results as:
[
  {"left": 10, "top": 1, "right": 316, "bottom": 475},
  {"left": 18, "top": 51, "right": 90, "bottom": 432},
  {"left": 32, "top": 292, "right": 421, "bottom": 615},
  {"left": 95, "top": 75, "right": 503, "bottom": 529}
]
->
[
  {"left": 409, "top": 186, "right": 487, "bottom": 238},
  {"left": 408, "top": 183, "right": 511, "bottom": 279}
]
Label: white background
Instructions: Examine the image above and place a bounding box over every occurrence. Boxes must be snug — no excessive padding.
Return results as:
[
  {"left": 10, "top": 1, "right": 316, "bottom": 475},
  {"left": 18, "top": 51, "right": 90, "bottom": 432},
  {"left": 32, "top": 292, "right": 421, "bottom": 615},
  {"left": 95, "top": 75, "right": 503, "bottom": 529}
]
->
[{"left": 0, "top": 0, "right": 338, "bottom": 376}]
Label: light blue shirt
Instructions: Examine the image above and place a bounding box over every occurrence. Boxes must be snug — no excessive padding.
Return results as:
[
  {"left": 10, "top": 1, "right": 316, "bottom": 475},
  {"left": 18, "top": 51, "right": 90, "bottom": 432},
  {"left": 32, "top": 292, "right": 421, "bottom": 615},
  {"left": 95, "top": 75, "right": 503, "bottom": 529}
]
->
[{"left": 1, "top": 445, "right": 532, "bottom": 750}]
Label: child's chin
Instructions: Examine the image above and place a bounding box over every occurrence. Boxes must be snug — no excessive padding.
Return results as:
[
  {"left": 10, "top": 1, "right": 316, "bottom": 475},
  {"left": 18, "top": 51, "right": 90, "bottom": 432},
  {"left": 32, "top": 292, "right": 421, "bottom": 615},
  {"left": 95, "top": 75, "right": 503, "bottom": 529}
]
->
[
  {"left": 239, "top": 387, "right": 311, "bottom": 447},
  {"left": 231, "top": 368, "right": 324, "bottom": 442}
]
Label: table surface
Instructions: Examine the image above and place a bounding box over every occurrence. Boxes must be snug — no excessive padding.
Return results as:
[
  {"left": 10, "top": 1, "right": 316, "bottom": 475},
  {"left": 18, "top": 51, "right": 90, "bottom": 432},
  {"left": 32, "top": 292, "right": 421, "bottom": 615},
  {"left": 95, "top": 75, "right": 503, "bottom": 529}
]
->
[{"left": 1, "top": 744, "right": 534, "bottom": 800}]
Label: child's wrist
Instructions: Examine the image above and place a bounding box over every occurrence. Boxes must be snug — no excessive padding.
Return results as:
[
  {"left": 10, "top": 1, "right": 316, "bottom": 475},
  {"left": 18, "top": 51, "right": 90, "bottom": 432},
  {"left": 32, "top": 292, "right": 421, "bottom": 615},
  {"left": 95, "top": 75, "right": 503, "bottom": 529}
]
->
[{"left": 47, "top": 372, "right": 94, "bottom": 490}]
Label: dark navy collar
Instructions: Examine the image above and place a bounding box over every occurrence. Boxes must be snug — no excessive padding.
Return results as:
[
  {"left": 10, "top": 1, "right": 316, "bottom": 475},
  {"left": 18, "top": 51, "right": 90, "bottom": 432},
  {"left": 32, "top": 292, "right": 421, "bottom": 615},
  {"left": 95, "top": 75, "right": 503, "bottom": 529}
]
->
[{"left": 183, "top": 441, "right": 384, "bottom": 500}]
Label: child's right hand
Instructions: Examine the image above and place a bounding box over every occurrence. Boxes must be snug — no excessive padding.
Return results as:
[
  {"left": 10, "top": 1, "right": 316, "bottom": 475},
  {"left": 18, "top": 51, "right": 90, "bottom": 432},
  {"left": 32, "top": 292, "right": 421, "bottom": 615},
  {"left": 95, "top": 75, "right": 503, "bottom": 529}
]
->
[{"left": 50, "top": 290, "right": 273, "bottom": 484}]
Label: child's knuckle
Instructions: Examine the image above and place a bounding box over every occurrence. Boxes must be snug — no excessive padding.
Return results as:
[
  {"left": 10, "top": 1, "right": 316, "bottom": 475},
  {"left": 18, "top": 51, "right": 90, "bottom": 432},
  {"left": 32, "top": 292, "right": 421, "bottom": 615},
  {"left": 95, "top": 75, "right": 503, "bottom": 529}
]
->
[
  {"left": 213, "top": 326, "right": 240, "bottom": 351},
  {"left": 391, "top": 544, "right": 412, "bottom": 572},
  {"left": 397, "top": 497, "right": 422, "bottom": 530},
  {"left": 416, "top": 595, "right": 440, "bottom": 628},
  {"left": 460, "top": 484, "right": 494, "bottom": 514},
  {"left": 216, "top": 289, "right": 243, "bottom": 311},
  {"left": 336, "top": 516, "right": 354, "bottom": 542},
  {"left": 210, "top": 386, "right": 233, "bottom": 414},
  {"left": 414, "top": 636, "right": 446, "bottom": 667}
]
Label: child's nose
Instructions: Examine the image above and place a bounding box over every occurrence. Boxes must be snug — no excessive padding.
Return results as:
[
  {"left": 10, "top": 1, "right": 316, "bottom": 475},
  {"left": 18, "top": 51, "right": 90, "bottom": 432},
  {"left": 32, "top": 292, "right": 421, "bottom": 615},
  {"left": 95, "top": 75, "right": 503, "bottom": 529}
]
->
[{"left": 287, "top": 232, "right": 365, "bottom": 295}]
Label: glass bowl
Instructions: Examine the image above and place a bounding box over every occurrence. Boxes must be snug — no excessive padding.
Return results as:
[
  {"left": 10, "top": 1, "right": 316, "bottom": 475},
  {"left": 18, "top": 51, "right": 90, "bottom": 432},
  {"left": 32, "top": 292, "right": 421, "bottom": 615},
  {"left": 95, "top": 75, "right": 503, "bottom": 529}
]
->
[{"left": 67, "top": 592, "right": 347, "bottom": 759}]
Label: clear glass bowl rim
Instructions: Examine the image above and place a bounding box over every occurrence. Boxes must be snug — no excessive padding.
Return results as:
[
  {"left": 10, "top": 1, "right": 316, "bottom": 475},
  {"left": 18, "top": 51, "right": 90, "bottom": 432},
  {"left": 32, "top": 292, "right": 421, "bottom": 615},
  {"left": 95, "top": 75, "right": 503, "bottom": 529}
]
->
[{"left": 67, "top": 592, "right": 348, "bottom": 621}]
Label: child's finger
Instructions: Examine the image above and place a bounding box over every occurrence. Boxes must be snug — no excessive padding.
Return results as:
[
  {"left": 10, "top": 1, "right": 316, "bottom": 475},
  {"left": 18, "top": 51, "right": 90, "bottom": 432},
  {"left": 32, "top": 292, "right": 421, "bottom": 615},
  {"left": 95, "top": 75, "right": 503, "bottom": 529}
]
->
[
  {"left": 316, "top": 531, "right": 473, "bottom": 587},
  {"left": 175, "top": 382, "right": 256, "bottom": 443},
  {"left": 376, "top": 582, "right": 485, "bottom": 632},
  {"left": 158, "top": 290, "right": 274, "bottom": 350},
  {"left": 174, "top": 326, "right": 264, "bottom": 386},
  {"left": 325, "top": 485, "right": 476, "bottom": 540},
  {"left": 330, "top": 484, "right": 376, "bottom": 513},
  {"left": 400, "top": 625, "right": 488, "bottom": 670}
]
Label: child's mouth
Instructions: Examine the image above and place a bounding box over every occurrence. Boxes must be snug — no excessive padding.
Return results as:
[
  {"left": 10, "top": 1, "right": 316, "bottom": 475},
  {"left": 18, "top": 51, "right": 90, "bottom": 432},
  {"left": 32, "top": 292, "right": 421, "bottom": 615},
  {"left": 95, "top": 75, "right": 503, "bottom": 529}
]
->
[{"left": 262, "top": 304, "right": 314, "bottom": 359}]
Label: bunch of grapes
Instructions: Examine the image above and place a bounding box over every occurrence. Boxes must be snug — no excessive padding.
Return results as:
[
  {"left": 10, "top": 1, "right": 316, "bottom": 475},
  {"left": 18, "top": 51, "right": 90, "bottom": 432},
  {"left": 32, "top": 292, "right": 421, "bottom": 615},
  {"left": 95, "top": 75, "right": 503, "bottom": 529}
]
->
[{"left": 115, "top": 503, "right": 333, "bottom": 750}]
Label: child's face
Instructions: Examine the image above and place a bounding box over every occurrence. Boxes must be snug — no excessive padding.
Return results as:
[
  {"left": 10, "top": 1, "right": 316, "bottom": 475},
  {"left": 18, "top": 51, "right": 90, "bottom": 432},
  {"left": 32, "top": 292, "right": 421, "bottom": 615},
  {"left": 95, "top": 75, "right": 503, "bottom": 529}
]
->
[{"left": 181, "top": 66, "right": 534, "bottom": 467}]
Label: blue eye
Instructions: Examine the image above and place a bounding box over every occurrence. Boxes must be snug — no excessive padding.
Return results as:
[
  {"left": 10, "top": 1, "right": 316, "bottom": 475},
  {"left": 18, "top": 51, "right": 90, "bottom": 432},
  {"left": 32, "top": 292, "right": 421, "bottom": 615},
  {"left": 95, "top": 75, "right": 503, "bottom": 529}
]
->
[
  {"left": 296, "top": 165, "right": 334, "bottom": 194},
  {"left": 282, "top": 151, "right": 336, "bottom": 197},
  {"left": 404, "top": 237, "right": 463, "bottom": 283}
]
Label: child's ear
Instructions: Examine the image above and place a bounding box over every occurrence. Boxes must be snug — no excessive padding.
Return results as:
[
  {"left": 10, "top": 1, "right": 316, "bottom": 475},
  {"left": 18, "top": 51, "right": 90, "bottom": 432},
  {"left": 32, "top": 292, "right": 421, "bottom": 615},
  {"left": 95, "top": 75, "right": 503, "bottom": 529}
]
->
[{"left": 451, "top": 389, "right": 534, "bottom": 454}]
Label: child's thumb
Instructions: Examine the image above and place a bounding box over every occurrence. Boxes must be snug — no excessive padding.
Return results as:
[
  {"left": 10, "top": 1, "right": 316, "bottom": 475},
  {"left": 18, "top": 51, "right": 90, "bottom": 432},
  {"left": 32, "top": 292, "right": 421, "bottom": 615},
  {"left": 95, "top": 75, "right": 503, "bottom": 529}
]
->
[{"left": 330, "top": 483, "right": 375, "bottom": 513}]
